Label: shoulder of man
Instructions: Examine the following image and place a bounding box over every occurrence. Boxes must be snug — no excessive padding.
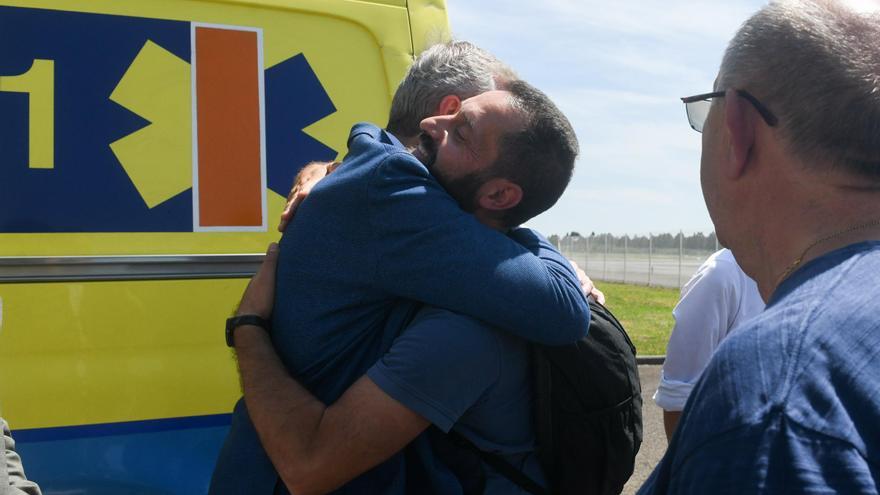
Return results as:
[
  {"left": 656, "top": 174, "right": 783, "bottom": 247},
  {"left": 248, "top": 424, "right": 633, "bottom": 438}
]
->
[
  {"left": 367, "top": 306, "right": 512, "bottom": 432},
  {"left": 347, "top": 122, "right": 415, "bottom": 160},
  {"left": 652, "top": 346, "right": 880, "bottom": 495},
  {"left": 343, "top": 122, "right": 434, "bottom": 186},
  {"left": 347, "top": 122, "right": 391, "bottom": 148},
  {"left": 407, "top": 307, "right": 507, "bottom": 361},
  {"left": 646, "top": 407, "right": 875, "bottom": 494},
  {"left": 681, "top": 250, "right": 742, "bottom": 295},
  {"left": 757, "top": 244, "right": 880, "bottom": 452}
]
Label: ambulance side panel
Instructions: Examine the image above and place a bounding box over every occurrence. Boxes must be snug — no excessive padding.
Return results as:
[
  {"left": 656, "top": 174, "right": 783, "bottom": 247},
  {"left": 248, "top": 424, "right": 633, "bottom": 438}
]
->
[{"left": 0, "top": 1, "right": 449, "bottom": 492}]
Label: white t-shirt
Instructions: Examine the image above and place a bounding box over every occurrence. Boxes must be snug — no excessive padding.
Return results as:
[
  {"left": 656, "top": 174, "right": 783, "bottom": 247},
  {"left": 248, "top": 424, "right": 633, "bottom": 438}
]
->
[{"left": 653, "top": 249, "right": 765, "bottom": 411}]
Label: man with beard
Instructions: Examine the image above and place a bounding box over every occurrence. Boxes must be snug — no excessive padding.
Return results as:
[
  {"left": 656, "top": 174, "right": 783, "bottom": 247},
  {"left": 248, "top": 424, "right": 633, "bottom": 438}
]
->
[{"left": 211, "top": 43, "right": 587, "bottom": 494}]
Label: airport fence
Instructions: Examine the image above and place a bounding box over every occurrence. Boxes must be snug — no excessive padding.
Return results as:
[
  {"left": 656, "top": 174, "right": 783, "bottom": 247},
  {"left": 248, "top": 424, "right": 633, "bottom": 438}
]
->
[{"left": 556, "top": 232, "right": 720, "bottom": 289}]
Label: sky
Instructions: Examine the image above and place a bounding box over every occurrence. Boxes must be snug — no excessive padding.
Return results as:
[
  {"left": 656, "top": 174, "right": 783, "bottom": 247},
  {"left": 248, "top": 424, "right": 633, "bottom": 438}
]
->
[{"left": 446, "top": 0, "right": 768, "bottom": 236}]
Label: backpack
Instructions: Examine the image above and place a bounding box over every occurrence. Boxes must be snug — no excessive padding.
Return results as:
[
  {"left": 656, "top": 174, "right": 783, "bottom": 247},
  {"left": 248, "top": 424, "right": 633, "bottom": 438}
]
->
[{"left": 437, "top": 300, "right": 643, "bottom": 495}]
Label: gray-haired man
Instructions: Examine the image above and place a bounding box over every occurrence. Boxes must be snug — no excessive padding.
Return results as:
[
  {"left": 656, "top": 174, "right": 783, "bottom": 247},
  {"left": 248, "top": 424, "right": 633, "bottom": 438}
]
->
[
  {"left": 2, "top": 417, "right": 41, "bottom": 495},
  {"left": 641, "top": 0, "right": 880, "bottom": 492}
]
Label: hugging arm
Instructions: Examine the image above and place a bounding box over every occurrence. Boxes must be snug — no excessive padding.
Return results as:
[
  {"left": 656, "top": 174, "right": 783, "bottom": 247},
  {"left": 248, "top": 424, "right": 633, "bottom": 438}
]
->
[
  {"left": 368, "top": 155, "right": 589, "bottom": 345},
  {"left": 234, "top": 245, "right": 429, "bottom": 495}
]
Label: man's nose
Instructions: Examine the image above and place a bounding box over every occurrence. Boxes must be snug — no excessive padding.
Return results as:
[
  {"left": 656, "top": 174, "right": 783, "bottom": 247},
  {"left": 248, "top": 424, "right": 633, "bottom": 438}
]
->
[{"left": 419, "top": 116, "right": 445, "bottom": 140}]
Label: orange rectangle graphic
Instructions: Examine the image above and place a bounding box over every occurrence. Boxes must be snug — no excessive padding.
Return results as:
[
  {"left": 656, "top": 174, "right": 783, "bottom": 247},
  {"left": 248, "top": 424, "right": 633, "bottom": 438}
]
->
[{"left": 194, "top": 26, "right": 263, "bottom": 228}]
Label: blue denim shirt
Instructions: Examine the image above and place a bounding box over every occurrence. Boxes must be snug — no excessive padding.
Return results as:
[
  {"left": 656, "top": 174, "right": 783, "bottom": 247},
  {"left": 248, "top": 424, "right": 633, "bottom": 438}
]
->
[{"left": 639, "top": 242, "right": 880, "bottom": 494}]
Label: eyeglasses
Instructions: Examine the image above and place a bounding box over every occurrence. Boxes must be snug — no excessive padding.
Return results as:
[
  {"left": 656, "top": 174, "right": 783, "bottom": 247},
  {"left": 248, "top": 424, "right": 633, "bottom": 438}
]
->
[{"left": 680, "top": 90, "right": 778, "bottom": 133}]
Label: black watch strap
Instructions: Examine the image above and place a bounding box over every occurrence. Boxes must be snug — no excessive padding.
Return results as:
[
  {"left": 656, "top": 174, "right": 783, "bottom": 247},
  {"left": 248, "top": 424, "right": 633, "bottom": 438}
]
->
[{"left": 226, "top": 314, "right": 271, "bottom": 347}]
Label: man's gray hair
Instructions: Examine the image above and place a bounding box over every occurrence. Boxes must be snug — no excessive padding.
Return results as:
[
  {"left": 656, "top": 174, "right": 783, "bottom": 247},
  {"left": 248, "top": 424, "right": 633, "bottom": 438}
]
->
[
  {"left": 719, "top": 0, "right": 880, "bottom": 179},
  {"left": 386, "top": 40, "right": 517, "bottom": 139}
]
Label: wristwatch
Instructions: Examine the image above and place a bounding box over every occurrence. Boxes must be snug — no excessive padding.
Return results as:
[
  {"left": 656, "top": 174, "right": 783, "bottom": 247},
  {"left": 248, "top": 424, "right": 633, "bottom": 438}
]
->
[{"left": 225, "top": 314, "right": 271, "bottom": 347}]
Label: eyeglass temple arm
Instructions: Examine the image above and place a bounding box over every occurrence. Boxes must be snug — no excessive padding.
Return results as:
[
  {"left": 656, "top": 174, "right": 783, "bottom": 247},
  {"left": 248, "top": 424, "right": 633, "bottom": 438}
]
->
[{"left": 680, "top": 90, "right": 778, "bottom": 127}]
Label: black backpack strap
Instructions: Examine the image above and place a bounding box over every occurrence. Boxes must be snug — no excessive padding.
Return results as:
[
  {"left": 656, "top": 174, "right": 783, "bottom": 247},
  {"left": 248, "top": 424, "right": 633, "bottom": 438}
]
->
[
  {"left": 425, "top": 427, "right": 486, "bottom": 495},
  {"left": 447, "top": 431, "right": 550, "bottom": 495}
]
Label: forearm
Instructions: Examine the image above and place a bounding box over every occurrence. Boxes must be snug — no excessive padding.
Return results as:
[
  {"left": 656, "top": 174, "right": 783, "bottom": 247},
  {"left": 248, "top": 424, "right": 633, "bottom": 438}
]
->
[
  {"left": 376, "top": 216, "right": 589, "bottom": 344},
  {"left": 369, "top": 157, "right": 589, "bottom": 345},
  {"left": 236, "top": 324, "right": 429, "bottom": 494},
  {"left": 235, "top": 326, "right": 329, "bottom": 494},
  {"left": 235, "top": 325, "right": 421, "bottom": 495},
  {"left": 233, "top": 243, "right": 428, "bottom": 493},
  {"left": 506, "top": 228, "right": 592, "bottom": 342},
  {"left": 663, "top": 410, "right": 682, "bottom": 443}
]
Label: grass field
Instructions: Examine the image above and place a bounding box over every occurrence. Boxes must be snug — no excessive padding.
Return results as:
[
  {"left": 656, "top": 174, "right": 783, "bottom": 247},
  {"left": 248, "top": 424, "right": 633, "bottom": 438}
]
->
[{"left": 598, "top": 282, "right": 680, "bottom": 356}]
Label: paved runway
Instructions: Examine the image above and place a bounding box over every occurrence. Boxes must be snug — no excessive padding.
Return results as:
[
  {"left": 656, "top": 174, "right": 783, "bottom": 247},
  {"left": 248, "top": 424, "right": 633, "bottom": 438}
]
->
[{"left": 622, "top": 365, "right": 666, "bottom": 495}]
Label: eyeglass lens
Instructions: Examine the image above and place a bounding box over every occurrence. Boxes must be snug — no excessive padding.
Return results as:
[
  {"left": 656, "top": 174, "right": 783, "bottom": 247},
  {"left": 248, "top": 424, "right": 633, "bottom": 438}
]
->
[{"left": 686, "top": 100, "right": 712, "bottom": 133}]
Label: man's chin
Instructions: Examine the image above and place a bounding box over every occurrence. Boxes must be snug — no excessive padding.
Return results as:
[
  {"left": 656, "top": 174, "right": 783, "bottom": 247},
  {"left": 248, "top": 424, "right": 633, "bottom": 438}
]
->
[
  {"left": 412, "top": 133, "right": 437, "bottom": 168},
  {"left": 411, "top": 147, "right": 432, "bottom": 168}
]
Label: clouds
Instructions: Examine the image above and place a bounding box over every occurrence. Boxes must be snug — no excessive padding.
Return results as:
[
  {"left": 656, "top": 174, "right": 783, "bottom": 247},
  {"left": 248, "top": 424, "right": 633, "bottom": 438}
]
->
[
  {"left": 447, "top": 0, "right": 767, "bottom": 235},
  {"left": 450, "top": 0, "right": 757, "bottom": 45},
  {"left": 550, "top": 87, "right": 701, "bottom": 180},
  {"left": 537, "top": 0, "right": 757, "bottom": 43},
  {"left": 448, "top": 0, "right": 758, "bottom": 85}
]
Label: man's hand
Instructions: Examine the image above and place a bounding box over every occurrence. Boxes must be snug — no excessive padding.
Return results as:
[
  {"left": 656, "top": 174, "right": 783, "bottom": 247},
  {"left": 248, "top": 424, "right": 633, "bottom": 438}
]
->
[
  {"left": 277, "top": 161, "right": 336, "bottom": 232},
  {"left": 236, "top": 243, "right": 279, "bottom": 319},
  {"left": 569, "top": 259, "right": 606, "bottom": 305}
]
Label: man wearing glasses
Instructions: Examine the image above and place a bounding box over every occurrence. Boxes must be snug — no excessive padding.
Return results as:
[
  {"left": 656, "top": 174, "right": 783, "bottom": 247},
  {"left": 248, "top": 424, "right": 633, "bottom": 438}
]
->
[{"left": 640, "top": 0, "right": 880, "bottom": 492}]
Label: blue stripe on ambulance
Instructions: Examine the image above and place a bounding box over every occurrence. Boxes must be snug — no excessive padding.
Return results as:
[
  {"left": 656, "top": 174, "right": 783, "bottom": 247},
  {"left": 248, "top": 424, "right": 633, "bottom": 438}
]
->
[{"left": 15, "top": 414, "right": 232, "bottom": 494}]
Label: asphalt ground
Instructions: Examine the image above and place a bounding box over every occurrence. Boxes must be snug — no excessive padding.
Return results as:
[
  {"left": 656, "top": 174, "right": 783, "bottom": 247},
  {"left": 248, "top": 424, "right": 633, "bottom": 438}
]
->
[{"left": 622, "top": 364, "right": 666, "bottom": 495}]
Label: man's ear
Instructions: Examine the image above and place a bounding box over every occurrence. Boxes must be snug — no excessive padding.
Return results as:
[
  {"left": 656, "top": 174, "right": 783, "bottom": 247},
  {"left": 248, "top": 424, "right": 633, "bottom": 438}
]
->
[
  {"left": 436, "top": 95, "right": 461, "bottom": 116},
  {"left": 723, "top": 89, "right": 756, "bottom": 179},
  {"left": 477, "top": 178, "right": 523, "bottom": 211}
]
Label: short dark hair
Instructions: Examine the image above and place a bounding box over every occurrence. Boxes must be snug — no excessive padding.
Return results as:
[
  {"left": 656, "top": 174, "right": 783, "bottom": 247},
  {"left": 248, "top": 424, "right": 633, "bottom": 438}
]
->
[{"left": 491, "top": 80, "right": 579, "bottom": 227}]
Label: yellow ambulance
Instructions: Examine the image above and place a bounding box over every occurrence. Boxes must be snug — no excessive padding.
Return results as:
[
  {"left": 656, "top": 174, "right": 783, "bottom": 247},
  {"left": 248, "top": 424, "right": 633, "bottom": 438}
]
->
[{"left": 0, "top": 1, "right": 449, "bottom": 492}]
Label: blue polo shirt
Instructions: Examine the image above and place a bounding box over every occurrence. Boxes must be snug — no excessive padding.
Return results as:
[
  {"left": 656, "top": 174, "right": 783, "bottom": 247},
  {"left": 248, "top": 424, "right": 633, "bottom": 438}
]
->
[
  {"left": 639, "top": 242, "right": 880, "bottom": 494},
  {"left": 210, "top": 123, "right": 588, "bottom": 495},
  {"left": 368, "top": 306, "right": 546, "bottom": 495}
]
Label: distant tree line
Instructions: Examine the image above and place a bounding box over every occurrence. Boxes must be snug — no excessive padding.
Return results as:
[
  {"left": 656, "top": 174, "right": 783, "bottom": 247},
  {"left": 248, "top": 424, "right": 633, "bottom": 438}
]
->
[{"left": 550, "top": 231, "right": 719, "bottom": 252}]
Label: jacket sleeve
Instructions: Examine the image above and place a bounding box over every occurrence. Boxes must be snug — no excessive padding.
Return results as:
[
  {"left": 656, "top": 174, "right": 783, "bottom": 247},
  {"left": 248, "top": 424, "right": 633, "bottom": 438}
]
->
[
  {"left": 367, "top": 153, "right": 589, "bottom": 345},
  {"left": 3, "top": 418, "right": 42, "bottom": 495}
]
